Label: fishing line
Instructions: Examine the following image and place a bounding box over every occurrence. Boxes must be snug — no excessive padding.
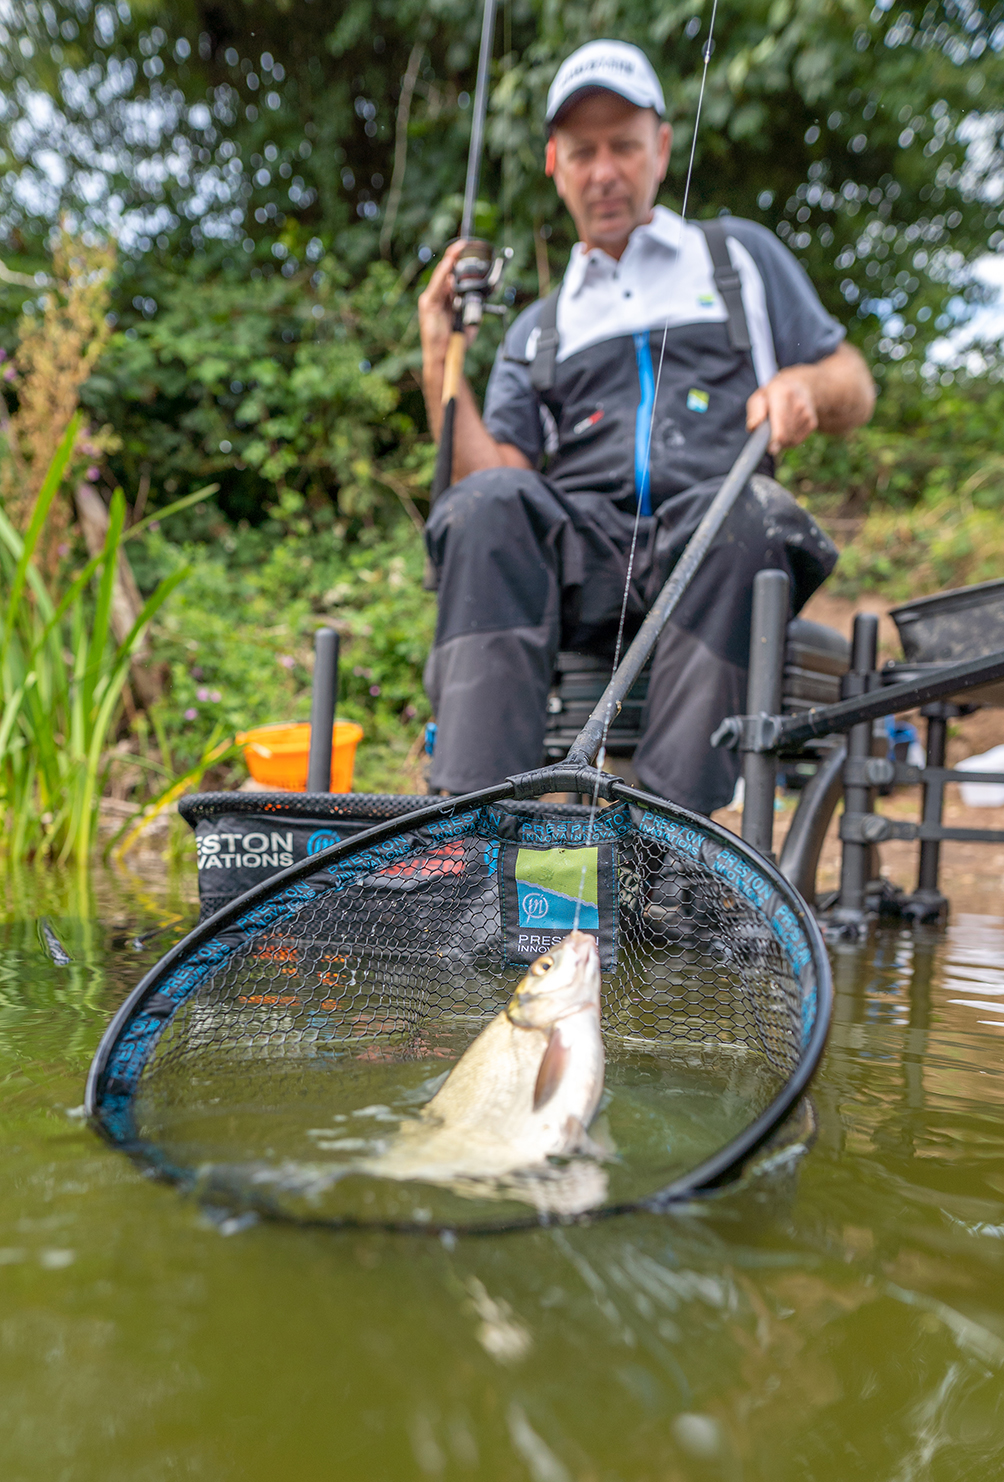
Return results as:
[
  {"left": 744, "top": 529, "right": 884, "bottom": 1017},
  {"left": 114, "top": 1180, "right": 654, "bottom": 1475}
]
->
[
  {"left": 574, "top": 3, "right": 722, "bottom": 925},
  {"left": 503, "top": 0, "right": 512, "bottom": 253},
  {"left": 608, "top": 0, "right": 721, "bottom": 697}
]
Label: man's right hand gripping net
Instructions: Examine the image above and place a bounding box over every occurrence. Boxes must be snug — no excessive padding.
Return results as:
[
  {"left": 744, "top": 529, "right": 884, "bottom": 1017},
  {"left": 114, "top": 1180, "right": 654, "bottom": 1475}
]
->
[{"left": 86, "top": 775, "right": 831, "bottom": 1232}]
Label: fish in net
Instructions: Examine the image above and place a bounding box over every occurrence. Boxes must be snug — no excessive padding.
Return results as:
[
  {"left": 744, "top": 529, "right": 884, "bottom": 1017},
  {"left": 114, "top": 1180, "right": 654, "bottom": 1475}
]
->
[
  {"left": 86, "top": 782, "right": 830, "bottom": 1231},
  {"left": 86, "top": 426, "right": 830, "bottom": 1230}
]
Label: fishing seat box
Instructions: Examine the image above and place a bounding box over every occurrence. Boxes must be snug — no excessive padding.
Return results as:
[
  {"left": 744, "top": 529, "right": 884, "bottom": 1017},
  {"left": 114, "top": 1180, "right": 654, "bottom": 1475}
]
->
[
  {"left": 543, "top": 618, "right": 851, "bottom": 759},
  {"left": 180, "top": 793, "right": 429, "bottom": 922},
  {"left": 183, "top": 620, "right": 852, "bottom": 920}
]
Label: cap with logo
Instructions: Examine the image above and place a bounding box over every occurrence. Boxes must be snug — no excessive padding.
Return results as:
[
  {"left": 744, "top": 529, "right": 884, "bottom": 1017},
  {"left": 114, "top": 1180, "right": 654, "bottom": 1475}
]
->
[{"left": 545, "top": 40, "right": 666, "bottom": 128}]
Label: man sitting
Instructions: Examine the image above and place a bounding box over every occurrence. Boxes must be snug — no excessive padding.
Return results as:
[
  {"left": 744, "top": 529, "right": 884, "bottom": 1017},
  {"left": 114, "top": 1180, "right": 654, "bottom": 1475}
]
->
[{"left": 418, "top": 39, "right": 874, "bottom": 813}]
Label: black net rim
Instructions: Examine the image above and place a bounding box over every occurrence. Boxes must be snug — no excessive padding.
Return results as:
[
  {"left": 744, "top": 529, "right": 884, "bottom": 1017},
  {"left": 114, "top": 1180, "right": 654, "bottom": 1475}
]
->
[
  {"left": 178, "top": 792, "right": 431, "bottom": 825},
  {"left": 87, "top": 775, "right": 832, "bottom": 1227}
]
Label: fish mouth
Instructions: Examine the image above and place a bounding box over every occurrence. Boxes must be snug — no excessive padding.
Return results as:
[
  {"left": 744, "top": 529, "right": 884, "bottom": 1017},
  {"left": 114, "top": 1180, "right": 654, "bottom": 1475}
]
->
[{"left": 506, "top": 930, "right": 600, "bottom": 1026}]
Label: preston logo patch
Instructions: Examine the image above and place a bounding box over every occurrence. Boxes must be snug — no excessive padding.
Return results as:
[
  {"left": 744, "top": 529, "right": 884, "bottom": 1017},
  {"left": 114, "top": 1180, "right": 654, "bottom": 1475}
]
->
[
  {"left": 686, "top": 388, "right": 710, "bottom": 414},
  {"left": 501, "top": 842, "right": 617, "bottom": 967}
]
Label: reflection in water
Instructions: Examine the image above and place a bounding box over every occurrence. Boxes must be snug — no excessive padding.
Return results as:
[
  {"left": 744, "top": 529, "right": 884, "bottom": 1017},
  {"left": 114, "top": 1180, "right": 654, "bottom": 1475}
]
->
[
  {"left": 1, "top": 866, "right": 1004, "bottom": 1480},
  {"left": 943, "top": 915, "right": 1004, "bottom": 1033}
]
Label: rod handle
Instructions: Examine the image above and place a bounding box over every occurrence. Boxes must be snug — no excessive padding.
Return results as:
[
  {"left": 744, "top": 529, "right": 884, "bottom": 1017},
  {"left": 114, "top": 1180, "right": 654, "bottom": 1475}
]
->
[
  {"left": 441, "top": 329, "right": 466, "bottom": 405},
  {"left": 429, "top": 397, "right": 457, "bottom": 508}
]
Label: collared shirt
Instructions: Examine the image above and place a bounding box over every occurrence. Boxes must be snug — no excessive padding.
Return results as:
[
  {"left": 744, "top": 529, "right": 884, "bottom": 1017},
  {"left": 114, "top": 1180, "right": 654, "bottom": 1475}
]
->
[
  {"left": 554, "top": 205, "right": 777, "bottom": 385},
  {"left": 484, "top": 207, "right": 844, "bottom": 469}
]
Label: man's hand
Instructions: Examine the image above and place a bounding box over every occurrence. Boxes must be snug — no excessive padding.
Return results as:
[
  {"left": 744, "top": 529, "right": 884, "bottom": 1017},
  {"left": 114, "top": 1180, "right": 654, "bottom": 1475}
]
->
[
  {"left": 746, "top": 369, "right": 817, "bottom": 453},
  {"left": 418, "top": 240, "right": 467, "bottom": 370},
  {"left": 417, "top": 240, "right": 531, "bottom": 482},
  {"left": 746, "top": 342, "right": 875, "bottom": 454}
]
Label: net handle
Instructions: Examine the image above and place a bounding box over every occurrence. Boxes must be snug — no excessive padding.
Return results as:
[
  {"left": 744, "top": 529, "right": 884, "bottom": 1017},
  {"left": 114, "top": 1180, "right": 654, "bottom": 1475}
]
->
[{"left": 565, "top": 419, "right": 771, "bottom": 767}]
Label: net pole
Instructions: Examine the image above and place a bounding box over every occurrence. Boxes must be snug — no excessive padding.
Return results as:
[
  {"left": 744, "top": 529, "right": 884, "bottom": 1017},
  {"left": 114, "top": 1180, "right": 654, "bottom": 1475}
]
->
[
  {"left": 565, "top": 419, "right": 772, "bottom": 768},
  {"left": 306, "top": 628, "right": 339, "bottom": 792}
]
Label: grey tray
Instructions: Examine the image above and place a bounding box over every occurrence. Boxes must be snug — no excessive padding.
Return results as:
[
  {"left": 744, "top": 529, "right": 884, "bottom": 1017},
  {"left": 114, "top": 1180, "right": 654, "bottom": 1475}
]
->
[{"left": 890, "top": 578, "right": 1004, "bottom": 664}]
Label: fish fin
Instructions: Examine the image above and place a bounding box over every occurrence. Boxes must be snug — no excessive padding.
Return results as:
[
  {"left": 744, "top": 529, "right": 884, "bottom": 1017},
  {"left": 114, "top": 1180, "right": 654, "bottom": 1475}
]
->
[
  {"left": 533, "top": 1029, "right": 569, "bottom": 1112},
  {"left": 562, "top": 1116, "right": 607, "bottom": 1159},
  {"left": 583, "top": 1112, "right": 617, "bottom": 1157}
]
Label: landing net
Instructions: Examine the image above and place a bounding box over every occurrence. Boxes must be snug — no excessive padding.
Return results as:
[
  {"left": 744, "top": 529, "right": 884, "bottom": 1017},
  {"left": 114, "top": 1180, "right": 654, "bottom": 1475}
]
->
[{"left": 87, "top": 783, "right": 831, "bottom": 1231}]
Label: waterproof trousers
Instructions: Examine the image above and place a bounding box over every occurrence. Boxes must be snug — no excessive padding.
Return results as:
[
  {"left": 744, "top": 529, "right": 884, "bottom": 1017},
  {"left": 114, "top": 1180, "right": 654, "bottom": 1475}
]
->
[{"left": 423, "top": 468, "right": 837, "bottom": 814}]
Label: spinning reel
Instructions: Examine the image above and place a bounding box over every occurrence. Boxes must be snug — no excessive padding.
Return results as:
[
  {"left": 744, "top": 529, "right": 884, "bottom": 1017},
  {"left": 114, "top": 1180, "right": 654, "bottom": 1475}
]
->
[{"left": 451, "top": 238, "right": 514, "bottom": 327}]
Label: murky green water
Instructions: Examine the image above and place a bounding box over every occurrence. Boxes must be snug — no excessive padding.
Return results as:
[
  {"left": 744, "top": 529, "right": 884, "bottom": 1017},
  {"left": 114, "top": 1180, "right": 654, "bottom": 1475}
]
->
[
  {"left": 136, "top": 1020, "right": 781, "bottom": 1227},
  {"left": 2, "top": 862, "right": 1003, "bottom": 1481}
]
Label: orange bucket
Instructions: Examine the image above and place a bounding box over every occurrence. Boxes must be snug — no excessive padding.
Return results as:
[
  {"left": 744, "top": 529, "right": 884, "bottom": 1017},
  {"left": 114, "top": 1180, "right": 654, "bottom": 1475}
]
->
[{"left": 236, "top": 721, "right": 364, "bottom": 792}]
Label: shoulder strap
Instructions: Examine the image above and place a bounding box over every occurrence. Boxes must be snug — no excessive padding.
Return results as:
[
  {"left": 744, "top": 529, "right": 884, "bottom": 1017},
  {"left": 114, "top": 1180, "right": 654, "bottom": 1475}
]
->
[
  {"left": 529, "top": 287, "right": 561, "bottom": 392},
  {"left": 697, "top": 219, "right": 752, "bottom": 355}
]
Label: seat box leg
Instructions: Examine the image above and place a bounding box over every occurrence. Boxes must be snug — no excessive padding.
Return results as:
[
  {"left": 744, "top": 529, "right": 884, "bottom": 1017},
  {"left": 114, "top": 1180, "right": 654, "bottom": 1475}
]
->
[
  {"left": 741, "top": 570, "right": 789, "bottom": 859},
  {"left": 833, "top": 614, "right": 879, "bottom": 930}
]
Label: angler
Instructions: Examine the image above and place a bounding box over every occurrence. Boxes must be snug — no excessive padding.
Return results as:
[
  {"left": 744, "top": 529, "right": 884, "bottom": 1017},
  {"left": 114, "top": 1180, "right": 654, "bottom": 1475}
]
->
[{"left": 419, "top": 39, "right": 875, "bottom": 813}]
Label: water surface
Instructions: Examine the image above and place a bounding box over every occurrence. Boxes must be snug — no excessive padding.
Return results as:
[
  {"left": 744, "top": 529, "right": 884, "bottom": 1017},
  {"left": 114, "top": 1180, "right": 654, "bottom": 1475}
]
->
[{"left": 2, "top": 862, "right": 1003, "bottom": 1481}]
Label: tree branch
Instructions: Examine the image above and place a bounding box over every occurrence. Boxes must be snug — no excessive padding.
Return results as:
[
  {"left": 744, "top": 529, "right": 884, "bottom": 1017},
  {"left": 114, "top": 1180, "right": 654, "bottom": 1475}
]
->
[{"left": 380, "top": 40, "right": 425, "bottom": 261}]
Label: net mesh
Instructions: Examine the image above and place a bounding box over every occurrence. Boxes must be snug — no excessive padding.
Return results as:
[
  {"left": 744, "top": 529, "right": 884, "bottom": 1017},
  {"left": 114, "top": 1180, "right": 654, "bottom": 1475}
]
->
[{"left": 92, "top": 792, "right": 827, "bottom": 1230}]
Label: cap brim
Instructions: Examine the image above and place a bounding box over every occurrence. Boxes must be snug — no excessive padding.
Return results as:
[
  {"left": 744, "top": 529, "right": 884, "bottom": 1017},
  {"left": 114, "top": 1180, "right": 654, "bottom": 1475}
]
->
[{"left": 547, "top": 82, "right": 663, "bottom": 129}]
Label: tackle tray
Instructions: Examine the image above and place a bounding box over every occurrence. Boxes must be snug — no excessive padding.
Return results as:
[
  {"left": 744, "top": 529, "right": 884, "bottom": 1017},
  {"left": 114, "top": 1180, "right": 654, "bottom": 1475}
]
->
[{"left": 890, "top": 577, "right": 1004, "bottom": 665}]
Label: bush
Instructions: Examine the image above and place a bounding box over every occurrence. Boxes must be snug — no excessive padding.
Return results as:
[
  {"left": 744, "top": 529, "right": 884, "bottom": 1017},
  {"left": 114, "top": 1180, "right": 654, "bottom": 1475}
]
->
[{"left": 139, "top": 515, "right": 436, "bottom": 794}]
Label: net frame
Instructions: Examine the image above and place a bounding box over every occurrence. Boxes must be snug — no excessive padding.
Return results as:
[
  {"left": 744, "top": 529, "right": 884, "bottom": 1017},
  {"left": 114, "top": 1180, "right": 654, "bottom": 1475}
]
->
[{"left": 86, "top": 767, "right": 832, "bottom": 1228}]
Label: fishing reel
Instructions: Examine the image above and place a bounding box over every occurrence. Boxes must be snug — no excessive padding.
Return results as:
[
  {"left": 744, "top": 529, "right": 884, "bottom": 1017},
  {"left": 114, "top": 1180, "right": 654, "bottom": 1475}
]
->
[{"left": 451, "top": 238, "right": 513, "bottom": 327}]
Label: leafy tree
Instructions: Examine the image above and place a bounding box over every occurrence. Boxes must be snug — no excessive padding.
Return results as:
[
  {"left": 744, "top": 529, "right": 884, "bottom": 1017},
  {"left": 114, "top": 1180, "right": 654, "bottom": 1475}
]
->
[{"left": 1, "top": 0, "right": 1003, "bottom": 527}]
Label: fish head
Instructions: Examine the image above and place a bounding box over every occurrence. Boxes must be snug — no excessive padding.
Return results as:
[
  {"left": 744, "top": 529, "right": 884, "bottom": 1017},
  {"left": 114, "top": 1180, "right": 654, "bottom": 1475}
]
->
[{"left": 506, "top": 931, "right": 601, "bottom": 1030}]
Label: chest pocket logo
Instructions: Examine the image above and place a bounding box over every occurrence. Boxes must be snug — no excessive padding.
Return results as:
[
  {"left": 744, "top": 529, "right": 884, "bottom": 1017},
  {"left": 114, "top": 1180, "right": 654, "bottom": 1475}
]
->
[{"left": 686, "top": 389, "right": 710, "bottom": 414}]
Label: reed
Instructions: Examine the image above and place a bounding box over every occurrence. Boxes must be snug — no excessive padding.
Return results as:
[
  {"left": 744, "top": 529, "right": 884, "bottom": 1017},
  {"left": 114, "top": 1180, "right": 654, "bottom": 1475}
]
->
[{"left": 0, "top": 418, "right": 189, "bottom": 862}]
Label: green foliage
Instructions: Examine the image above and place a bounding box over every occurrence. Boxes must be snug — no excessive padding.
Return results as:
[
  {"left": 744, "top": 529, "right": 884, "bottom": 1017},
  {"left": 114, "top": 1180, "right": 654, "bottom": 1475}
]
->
[
  {"left": 812, "top": 497, "right": 1004, "bottom": 603},
  {"left": 2, "top": 0, "right": 1004, "bottom": 815},
  {"left": 782, "top": 366, "right": 1004, "bottom": 511},
  {"left": 0, "top": 421, "right": 189, "bottom": 862},
  {"left": 84, "top": 257, "right": 436, "bottom": 527},
  {"left": 775, "top": 365, "right": 1004, "bottom": 599},
  {"left": 6, "top": 0, "right": 996, "bottom": 539},
  {"left": 139, "top": 518, "right": 435, "bottom": 793}
]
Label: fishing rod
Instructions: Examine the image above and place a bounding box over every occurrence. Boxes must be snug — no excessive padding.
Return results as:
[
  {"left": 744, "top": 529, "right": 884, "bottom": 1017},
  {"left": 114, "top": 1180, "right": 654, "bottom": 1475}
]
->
[{"left": 428, "top": 0, "right": 511, "bottom": 506}]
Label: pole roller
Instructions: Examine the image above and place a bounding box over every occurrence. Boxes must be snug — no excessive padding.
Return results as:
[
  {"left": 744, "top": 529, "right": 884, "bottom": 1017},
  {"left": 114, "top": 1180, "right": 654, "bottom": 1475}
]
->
[{"left": 307, "top": 627, "right": 340, "bottom": 793}]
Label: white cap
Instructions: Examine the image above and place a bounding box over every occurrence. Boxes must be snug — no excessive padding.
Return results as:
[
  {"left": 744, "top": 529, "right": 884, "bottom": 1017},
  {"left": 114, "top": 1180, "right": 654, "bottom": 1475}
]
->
[{"left": 545, "top": 40, "right": 666, "bottom": 128}]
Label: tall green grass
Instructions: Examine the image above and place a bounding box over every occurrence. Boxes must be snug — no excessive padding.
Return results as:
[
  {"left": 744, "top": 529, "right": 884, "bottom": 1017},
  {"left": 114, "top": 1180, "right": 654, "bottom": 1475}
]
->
[{"left": 0, "top": 418, "right": 188, "bottom": 861}]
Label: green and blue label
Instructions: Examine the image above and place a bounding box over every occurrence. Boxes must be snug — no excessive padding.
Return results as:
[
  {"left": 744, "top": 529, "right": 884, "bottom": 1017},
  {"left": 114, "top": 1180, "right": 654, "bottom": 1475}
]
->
[
  {"left": 501, "top": 843, "right": 617, "bottom": 967},
  {"left": 516, "top": 847, "right": 599, "bottom": 932}
]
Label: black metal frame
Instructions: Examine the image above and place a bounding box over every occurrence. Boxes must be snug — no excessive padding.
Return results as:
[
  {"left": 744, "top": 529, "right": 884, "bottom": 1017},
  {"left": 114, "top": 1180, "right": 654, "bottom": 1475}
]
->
[{"left": 719, "top": 571, "right": 1004, "bottom": 931}]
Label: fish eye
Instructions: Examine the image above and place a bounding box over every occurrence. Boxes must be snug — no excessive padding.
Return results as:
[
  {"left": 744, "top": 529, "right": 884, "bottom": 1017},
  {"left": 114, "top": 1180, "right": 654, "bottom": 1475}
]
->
[{"left": 531, "top": 955, "right": 553, "bottom": 976}]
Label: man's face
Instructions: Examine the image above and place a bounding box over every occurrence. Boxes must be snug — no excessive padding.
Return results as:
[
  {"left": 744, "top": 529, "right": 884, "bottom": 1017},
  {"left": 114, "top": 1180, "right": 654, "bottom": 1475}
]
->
[{"left": 551, "top": 91, "right": 672, "bottom": 255}]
